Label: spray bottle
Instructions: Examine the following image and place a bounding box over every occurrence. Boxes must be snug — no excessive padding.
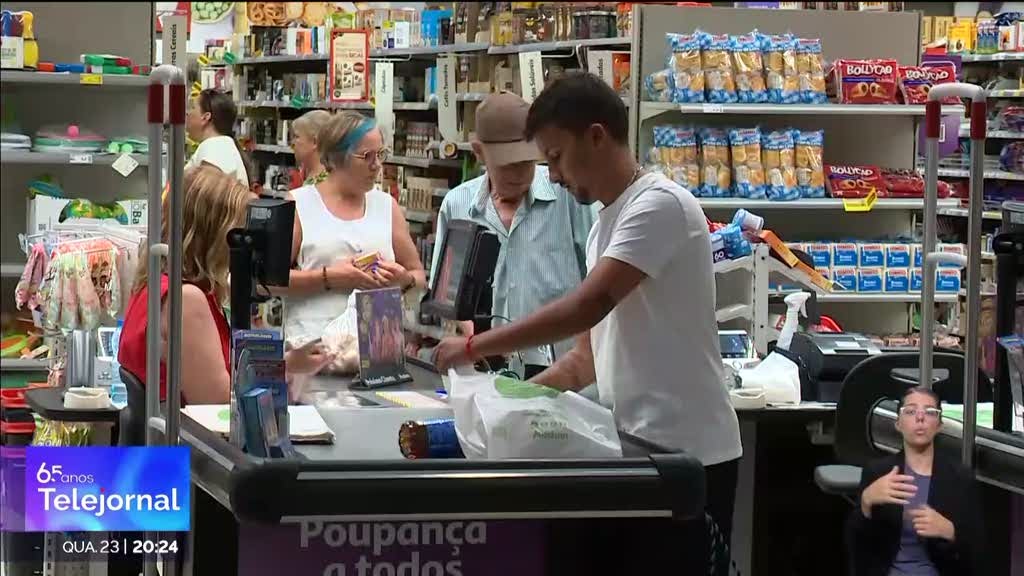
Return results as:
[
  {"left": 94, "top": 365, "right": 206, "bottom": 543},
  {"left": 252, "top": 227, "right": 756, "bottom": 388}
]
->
[{"left": 777, "top": 291, "right": 811, "bottom": 352}]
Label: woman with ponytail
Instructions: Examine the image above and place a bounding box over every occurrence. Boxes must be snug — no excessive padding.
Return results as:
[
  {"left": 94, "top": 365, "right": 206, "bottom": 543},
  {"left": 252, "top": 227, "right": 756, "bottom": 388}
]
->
[{"left": 185, "top": 89, "right": 251, "bottom": 186}]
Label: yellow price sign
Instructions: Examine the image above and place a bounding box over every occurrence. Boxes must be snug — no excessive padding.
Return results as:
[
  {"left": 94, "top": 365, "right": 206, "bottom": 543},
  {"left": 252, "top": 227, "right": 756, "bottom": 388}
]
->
[
  {"left": 79, "top": 73, "right": 103, "bottom": 86},
  {"left": 197, "top": 54, "right": 210, "bottom": 66},
  {"left": 842, "top": 189, "right": 878, "bottom": 213}
]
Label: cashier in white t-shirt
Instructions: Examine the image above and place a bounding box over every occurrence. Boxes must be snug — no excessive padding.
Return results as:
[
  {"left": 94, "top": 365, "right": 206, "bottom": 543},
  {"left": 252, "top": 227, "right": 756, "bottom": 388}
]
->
[{"left": 433, "top": 72, "right": 742, "bottom": 567}]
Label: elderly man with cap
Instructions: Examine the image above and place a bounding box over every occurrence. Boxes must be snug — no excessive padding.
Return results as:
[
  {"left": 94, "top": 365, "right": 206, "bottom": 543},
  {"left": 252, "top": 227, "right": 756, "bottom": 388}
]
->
[{"left": 431, "top": 91, "right": 596, "bottom": 378}]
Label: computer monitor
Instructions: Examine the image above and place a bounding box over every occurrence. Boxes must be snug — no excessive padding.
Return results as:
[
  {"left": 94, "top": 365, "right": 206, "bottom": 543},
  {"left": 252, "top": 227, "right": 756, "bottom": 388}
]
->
[{"left": 422, "top": 220, "right": 499, "bottom": 321}]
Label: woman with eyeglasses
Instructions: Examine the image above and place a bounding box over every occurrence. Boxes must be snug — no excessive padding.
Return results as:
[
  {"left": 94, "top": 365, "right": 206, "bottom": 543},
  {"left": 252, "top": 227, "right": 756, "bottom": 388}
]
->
[
  {"left": 850, "top": 386, "right": 987, "bottom": 576},
  {"left": 282, "top": 111, "right": 426, "bottom": 341}
]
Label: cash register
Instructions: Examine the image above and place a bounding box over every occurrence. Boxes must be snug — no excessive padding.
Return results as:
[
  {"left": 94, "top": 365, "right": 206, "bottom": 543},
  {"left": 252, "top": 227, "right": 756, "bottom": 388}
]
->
[{"left": 420, "top": 219, "right": 500, "bottom": 323}]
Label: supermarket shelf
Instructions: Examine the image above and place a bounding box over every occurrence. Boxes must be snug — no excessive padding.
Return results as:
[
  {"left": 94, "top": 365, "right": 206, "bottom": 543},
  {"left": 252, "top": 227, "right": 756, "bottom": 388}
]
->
[
  {"left": 990, "top": 89, "right": 1024, "bottom": 98},
  {"left": 937, "top": 207, "right": 1004, "bottom": 221},
  {"left": 816, "top": 292, "right": 958, "bottom": 304},
  {"left": 488, "top": 37, "right": 631, "bottom": 55},
  {"left": 714, "top": 256, "right": 753, "bottom": 275},
  {"left": 404, "top": 209, "right": 433, "bottom": 223},
  {"left": 372, "top": 42, "right": 491, "bottom": 57},
  {"left": 0, "top": 358, "right": 49, "bottom": 371},
  {"left": 958, "top": 127, "right": 1023, "bottom": 139},
  {"left": 0, "top": 263, "right": 24, "bottom": 277},
  {"left": 716, "top": 303, "right": 752, "bottom": 323},
  {"left": 0, "top": 150, "right": 149, "bottom": 167},
  {"left": 961, "top": 52, "right": 1024, "bottom": 62},
  {"left": 252, "top": 144, "right": 293, "bottom": 154},
  {"left": 641, "top": 101, "right": 954, "bottom": 122},
  {"left": 235, "top": 54, "right": 329, "bottom": 65},
  {"left": 0, "top": 70, "right": 149, "bottom": 87},
  {"left": 238, "top": 93, "right": 489, "bottom": 111},
  {"left": 698, "top": 198, "right": 960, "bottom": 210},
  {"left": 386, "top": 155, "right": 461, "bottom": 169},
  {"left": 933, "top": 168, "right": 1024, "bottom": 181}
]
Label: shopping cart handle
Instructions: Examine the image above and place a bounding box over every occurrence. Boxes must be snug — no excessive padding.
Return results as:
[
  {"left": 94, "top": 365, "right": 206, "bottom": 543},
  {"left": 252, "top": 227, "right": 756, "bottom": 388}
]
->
[
  {"left": 927, "top": 83, "right": 987, "bottom": 139},
  {"left": 924, "top": 252, "right": 968, "bottom": 269},
  {"left": 148, "top": 64, "right": 187, "bottom": 127}
]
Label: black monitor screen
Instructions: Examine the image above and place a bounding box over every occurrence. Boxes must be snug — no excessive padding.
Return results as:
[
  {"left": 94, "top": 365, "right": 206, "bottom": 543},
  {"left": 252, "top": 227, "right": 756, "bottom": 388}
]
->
[{"left": 432, "top": 225, "right": 472, "bottom": 307}]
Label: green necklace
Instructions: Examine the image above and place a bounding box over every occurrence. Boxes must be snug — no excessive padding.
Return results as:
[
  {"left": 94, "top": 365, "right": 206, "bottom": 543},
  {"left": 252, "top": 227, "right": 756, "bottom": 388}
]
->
[{"left": 304, "top": 169, "right": 328, "bottom": 186}]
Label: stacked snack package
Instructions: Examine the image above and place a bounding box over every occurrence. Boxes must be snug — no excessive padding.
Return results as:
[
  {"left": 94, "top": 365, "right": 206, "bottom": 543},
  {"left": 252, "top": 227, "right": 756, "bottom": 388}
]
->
[
  {"left": 795, "top": 38, "right": 827, "bottom": 104},
  {"left": 729, "top": 127, "right": 766, "bottom": 199},
  {"left": 700, "top": 128, "right": 732, "bottom": 198},
  {"left": 701, "top": 32, "right": 738, "bottom": 103},
  {"left": 667, "top": 32, "right": 705, "bottom": 103},
  {"left": 762, "top": 130, "right": 800, "bottom": 200},
  {"left": 832, "top": 59, "right": 899, "bottom": 104},
  {"left": 650, "top": 125, "right": 701, "bottom": 193},
  {"left": 731, "top": 32, "right": 768, "bottom": 103},
  {"left": 644, "top": 68, "right": 674, "bottom": 102},
  {"left": 896, "top": 63, "right": 958, "bottom": 104},
  {"left": 795, "top": 130, "right": 826, "bottom": 198},
  {"left": 763, "top": 34, "right": 800, "bottom": 104}
]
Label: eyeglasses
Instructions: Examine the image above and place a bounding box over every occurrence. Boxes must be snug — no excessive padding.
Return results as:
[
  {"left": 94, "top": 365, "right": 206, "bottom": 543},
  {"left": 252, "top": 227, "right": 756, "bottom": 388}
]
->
[
  {"left": 350, "top": 148, "right": 390, "bottom": 164},
  {"left": 899, "top": 406, "right": 942, "bottom": 419}
]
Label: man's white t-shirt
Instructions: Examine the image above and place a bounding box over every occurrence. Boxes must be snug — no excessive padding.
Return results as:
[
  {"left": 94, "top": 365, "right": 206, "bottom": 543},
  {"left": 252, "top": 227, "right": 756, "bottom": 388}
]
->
[
  {"left": 587, "top": 172, "right": 742, "bottom": 466},
  {"left": 186, "top": 135, "right": 249, "bottom": 186}
]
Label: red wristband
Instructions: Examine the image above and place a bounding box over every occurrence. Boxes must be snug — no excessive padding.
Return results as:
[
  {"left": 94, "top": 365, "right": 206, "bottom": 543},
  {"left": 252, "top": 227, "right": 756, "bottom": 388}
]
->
[{"left": 465, "top": 335, "right": 476, "bottom": 359}]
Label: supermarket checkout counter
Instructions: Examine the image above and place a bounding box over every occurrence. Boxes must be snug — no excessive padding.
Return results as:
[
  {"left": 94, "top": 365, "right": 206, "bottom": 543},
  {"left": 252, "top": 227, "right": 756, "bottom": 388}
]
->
[{"left": 174, "top": 362, "right": 708, "bottom": 576}]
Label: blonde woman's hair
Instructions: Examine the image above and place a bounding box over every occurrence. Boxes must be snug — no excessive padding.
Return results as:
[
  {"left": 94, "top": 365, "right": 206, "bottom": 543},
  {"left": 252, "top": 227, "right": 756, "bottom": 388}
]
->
[
  {"left": 133, "top": 165, "right": 251, "bottom": 302},
  {"left": 318, "top": 110, "right": 380, "bottom": 172},
  {"left": 292, "top": 109, "right": 332, "bottom": 143}
]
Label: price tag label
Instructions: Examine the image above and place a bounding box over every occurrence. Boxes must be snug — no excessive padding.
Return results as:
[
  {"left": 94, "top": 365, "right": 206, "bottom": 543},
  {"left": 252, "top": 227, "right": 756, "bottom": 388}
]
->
[
  {"left": 701, "top": 103, "right": 724, "bottom": 114},
  {"left": 69, "top": 153, "right": 93, "bottom": 165},
  {"left": 197, "top": 54, "right": 210, "bottom": 66},
  {"left": 518, "top": 51, "right": 543, "bottom": 103},
  {"left": 842, "top": 190, "right": 877, "bottom": 212},
  {"left": 111, "top": 153, "right": 139, "bottom": 177},
  {"left": 437, "top": 55, "right": 459, "bottom": 142},
  {"left": 79, "top": 74, "right": 103, "bottom": 86}
]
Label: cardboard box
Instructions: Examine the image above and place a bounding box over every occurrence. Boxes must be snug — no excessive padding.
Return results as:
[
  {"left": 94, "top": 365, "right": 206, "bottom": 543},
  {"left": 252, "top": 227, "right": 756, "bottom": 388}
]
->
[
  {"left": 28, "top": 196, "right": 147, "bottom": 233},
  {"left": 910, "top": 268, "right": 923, "bottom": 292},
  {"left": 934, "top": 17, "right": 955, "bottom": 42},
  {"left": 859, "top": 243, "right": 885, "bottom": 267},
  {"left": 949, "top": 21, "right": 976, "bottom": 53},
  {"left": 938, "top": 243, "right": 966, "bottom": 267},
  {"left": 0, "top": 36, "right": 24, "bottom": 69},
  {"left": 922, "top": 16, "right": 934, "bottom": 46},
  {"left": 999, "top": 25, "right": 1018, "bottom": 52},
  {"left": 885, "top": 268, "right": 910, "bottom": 292},
  {"left": 886, "top": 244, "right": 911, "bottom": 268},
  {"left": 806, "top": 242, "right": 832, "bottom": 268},
  {"left": 832, "top": 243, "right": 859, "bottom": 267},
  {"left": 858, "top": 267, "right": 884, "bottom": 292},
  {"left": 1018, "top": 22, "right": 1024, "bottom": 51},
  {"left": 833, "top": 267, "right": 858, "bottom": 292},
  {"left": 936, "top": 269, "right": 962, "bottom": 292}
]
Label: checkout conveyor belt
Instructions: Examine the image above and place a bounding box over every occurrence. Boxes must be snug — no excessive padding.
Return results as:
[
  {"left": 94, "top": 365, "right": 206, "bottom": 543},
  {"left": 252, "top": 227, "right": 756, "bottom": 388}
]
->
[{"left": 871, "top": 400, "right": 1024, "bottom": 495}]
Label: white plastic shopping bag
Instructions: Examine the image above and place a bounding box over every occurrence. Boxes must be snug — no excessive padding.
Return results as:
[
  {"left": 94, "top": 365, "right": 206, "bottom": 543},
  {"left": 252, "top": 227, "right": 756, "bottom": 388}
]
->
[
  {"left": 738, "top": 352, "right": 801, "bottom": 405},
  {"left": 447, "top": 367, "right": 622, "bottom": 459}
]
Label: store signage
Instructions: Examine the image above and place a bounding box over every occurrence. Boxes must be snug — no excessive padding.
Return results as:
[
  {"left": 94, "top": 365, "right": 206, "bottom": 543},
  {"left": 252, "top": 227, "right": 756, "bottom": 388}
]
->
[
  {"left": 355, "top": 288, "right": 411, "bottom": 388},
  {"left": 79, "top": 73, "right": 103, "bottom": 86},
  {"left": 161, "top": 14, "right": 187, "bottom": 69},
  {"left": 588, "top": 51, "right": 615, "bottom": 88},
  {"left": 18, "top": 447, "right": 190, "bottom": 531},
  {"left": 917, "top": 113, "right": 960, "bottom": 158},
  {"left": 518, "top": 51, "right": 543, "bottom": 103},
  {"left": 330, "top": 29, "right": 370, "bottom": 103},
  {"left": 374, "top": 62, "right": 395, "bottom": 150},
  {"left": 438, "top": 55, "right": 458, "bottom": 142},
  {"left": 112, "top": 154, "right": 139, "bottom": 177},
  {"left": 239, "top": 521, "right": 545, "bottom": 576}
]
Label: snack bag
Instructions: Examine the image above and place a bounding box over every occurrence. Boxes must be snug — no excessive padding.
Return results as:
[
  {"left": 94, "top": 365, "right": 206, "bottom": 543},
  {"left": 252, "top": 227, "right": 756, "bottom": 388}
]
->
[
  {"left": 833, "top": 59, "right": 898, "bottom": 104},
  {"left": 763, "top": 34, "right": 800, "bottom": 104},
  {"left": 897, "top": 63, "right": 958, "bottom": 104},
  {"left": 652, "top": 125, "right": 700, "bottom": 193},
  {"left": 795, "top": 130, "right": 825, "bottom": 198},
  {"left": 731, "top": 33, "right": 768, "bottom": 103},
  {"left": 666, "top": 32, "right": 705, "bottom": 103},
  {"left": 644, "top": 68, "right": 675, "bottom": 102},
  {"left": 701, "top": 32, "right": 738, "bottom": 103},
  {"left": 795, "top": 38, "right": 827, "bottom": 104},
  {"left": 824, "top": 165, "right": 885, "bottom": 198},
  {"left": 699, "top": 128, "right": 732, "bottom": 198},
  {"left": 729, "top": 127, "right": 766, "bottom": 199},
  {"left": 762, "top": 130, "right": 799, "bottom": 201}
]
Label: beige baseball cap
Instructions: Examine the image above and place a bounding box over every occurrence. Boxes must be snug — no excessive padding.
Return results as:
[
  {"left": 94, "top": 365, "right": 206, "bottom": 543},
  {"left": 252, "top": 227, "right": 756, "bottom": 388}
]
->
[{"left": 474, "top": 91, "right": 542, "bottom": 166}]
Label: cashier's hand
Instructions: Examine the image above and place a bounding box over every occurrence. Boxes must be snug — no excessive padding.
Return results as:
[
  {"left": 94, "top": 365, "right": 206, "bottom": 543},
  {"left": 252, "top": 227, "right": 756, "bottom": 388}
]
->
[
  {"left": 908, "top": 505, "right": 955, "bottom": 541},
  {"left": 860, "top": 466, "right": 917, "bottom": 518},
  {"left": 374, "top": 260, "right": 412, "bottom": 289},
  {"left": 433, "top": 337, "right": 472, "bottom": 371},
  {"left": 285, "top": 344, "right": 332, "bottom": 376}
]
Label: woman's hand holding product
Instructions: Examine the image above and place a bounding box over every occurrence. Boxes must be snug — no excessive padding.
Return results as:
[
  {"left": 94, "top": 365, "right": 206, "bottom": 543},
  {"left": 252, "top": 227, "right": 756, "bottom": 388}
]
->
[
  {"left": 860, "top": 466, "right": 917, "bottom": 517},
  {"left": 374, "top": 260, "right": 413, "bottom": 289},
  {"left": 328, "top": 258, "right": 384, "bottom": 291},
  {"left": 908, "top": 505, "right": 955, "bottom": 541}
]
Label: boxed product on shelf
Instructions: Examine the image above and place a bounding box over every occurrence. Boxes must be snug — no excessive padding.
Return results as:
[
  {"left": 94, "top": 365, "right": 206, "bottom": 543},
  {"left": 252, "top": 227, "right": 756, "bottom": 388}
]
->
[
  {"left": 806, "top": 242, "right": 832, "bottom": 268},
  {"left": 922, "top": 16, "right": 934, "bottom": 46},
  {"left": 885, "top": 268, "right": 910, "bottom": 292},
  {"left": 913, "top": 244, "right": 924, "bottom": 268},
  {"left": 831, "top": 59, "right": 899, "bottom": 104},
  {"left": 859, "top": 243, "right": 885, "bottom": 267},
  {"left": 832, "top": 242, "right": 859, "bottom": 267},
  {"left": 588, "top": 51, "right": 632, "bottom": 97},
  {"left": 936, "top": 268, "right": 962, "bottom": 292},
  {"left": 825, "top": 164, "right": 885, "bottom": 198},
  {"left": 897, "top": 63, "right": 958, "bottom": 104},
  {"left": 949, "top": 20, "right": 977, "bottom": 53},
  {"left": 28, "top": 195, "right": 147, "bottom": 233},
  {"left": 886, "top": 243, "right": 912, "bottom": 268},
  {"left": 937, "top": 243, "right": 966, "bottom": 267},
  {"left": 858, "top": 267, "right": 884, "bottom": 292},
  {"left": 832, "top": 267, "right": 857, "bottom": 291},
  {"left": 934, "top": 17, "right": 955, "bottom": 43}
]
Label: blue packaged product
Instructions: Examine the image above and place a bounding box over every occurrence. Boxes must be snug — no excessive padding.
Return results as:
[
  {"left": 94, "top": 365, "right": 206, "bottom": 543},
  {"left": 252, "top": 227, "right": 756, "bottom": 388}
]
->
[
  {"left": 795, "top": 130, "right": 826, "bottom": 198},
  {"left": 885, "top": 268, "right": 910, "bottom": 293},
  {"left": 832, "top": 242, "right": 858, "bottom": 267},
  {"left": 763, "top": 34, "right": 800, "bottom": 104},
  {"left": 795, "top": 38, "right": 828, "bottom": 104},
  {"left": 731, "top": 33, "right": 768, "bottom": 103},
  {"left": 699, "top": 128, "right": 731, "bottom": 198},
  {"left": 710, "top": 232, "right": 727, "bottom": 263},
  {"left": 719, "top": 224, "right": 752, "bottom": 259},
  {"left": 666, "top": 32, "right": 705, "bottom": 103},
  {"left": 729, "top": 127, "right": 766, "bottom": 199},
  {"left": 859, "top": 243, "right": 885, "bottom": 267},
  {"left": 913, "top": 244, "right": 924, "bottom": 268},
  {"left": 832, "top": 267, "right": 858, "bottom": 292},
  {"left": 645, "top": 68, "right": 675, "bottom": 102},
  {"left": 653, "top": 124, "right": 693, "bottom": 148},
  {"left": 858, "top": 268, "right": 884, "bottom": 293},
  {"left": 910, "top": 268, "right": 923, "bottom": 292},
  {"left": 936, "top": 269, "right": 962, "bottom": 292},
  {"left": 701, "top": 32, "right": 738, "bottom": 103},
  {"left": 762, "top": 130, "right": 799, "bottom": 200},
  {"left": 938, "top": 243, "right": 966, "bottom": 268},
  {"left": 886, "top": 244, "right": 911, "bottom": 268},
  {"left": 806, "top": 242, "right": 832, "bottom": 268}
]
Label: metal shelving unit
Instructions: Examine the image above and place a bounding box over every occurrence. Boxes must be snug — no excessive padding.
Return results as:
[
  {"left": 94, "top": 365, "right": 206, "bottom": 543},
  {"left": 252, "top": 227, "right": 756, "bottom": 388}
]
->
[
  {"left": 699, "top": 198, "right": 960, "bottom": 210},
  {"left": 961, "top": 52, "right": 1024, "bottom": 62},
  {"left": 990, "top": 89, "right": 1024, "bottom": 98},
  {"left": 0, "top": 150, "right": 149, "bottom": 166},
  {"left": 386, "top": 155, "right": 461, "bottom": 169},
  {"left": 0, "top": 69, "right": 150, "bottom": 87},
  {"left": 642, "top": 101, "right": 947, "bottom": 121},
  {"left": 933, "top": 167, "right": 1024, "bottom": 182}
]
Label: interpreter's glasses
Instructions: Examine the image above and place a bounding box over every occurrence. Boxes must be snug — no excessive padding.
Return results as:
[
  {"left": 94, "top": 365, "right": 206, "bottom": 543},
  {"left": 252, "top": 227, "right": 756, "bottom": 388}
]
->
[
  {"left": 899, "top": 406, "right": 942, "bottom": 419},
  {"left": 351, "top": 148, "right": 390, "bottom": 164}
]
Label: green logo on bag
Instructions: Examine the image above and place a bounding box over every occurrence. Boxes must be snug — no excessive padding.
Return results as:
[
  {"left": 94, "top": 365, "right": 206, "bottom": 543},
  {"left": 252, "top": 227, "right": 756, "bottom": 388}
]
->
[{"left": 493, "top": 376, "right": 559, "bottom": 399}]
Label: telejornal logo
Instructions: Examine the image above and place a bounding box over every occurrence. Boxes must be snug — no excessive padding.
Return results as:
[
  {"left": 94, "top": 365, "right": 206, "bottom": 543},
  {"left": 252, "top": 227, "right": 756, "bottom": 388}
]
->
[{"left": 34, "top": 462, "right": 182, "bottom": 518}]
